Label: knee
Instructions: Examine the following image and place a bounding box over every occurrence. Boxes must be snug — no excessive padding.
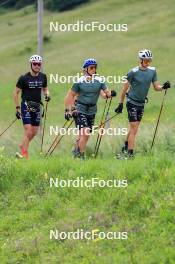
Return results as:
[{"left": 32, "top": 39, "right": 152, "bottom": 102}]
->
[
  {"left": 33, "top": 130, "right": 38, "bottom": 136},
  {"left": 26, "top": 130, "right": 36, "bottom": 139},
  {"left": 26, "top": 131, "right": 32, "bottom": 139},
  {"left": 130, "top": 125, "right": 138, "bottom": 135},
  {"left": 80, "top": 135, "right": 89, "bottom": 142},
  {"left": 84, "top": 135, "right": 90, "bottom": 141},
  {"left": 133, "top": 128, "right": 138, "bottom": 135},
  {"left": 80, "top": 128, "right": 90, "bottom": 137}
]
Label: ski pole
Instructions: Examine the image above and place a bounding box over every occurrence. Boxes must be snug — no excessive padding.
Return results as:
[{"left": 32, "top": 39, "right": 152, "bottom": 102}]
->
[
  {"left": 100, "top": 113, "right": 119, "bottom": 127},
  {"left": 94, "top": 99, "right": 108, "bottom": 155},
  {"left": 151, "top": 89, "right": 167, "bottom": 149},
  {"left": 0, "top": 118, "right": 17, "bottom": 138},
  {"left": 40, "top": 101, "right": 48, "bottom": 153},
  {"left": 45, "top": 120, "right": 69, "bottom": 157},
  {"left": 94, "top": 97, "right": 113, "bottom": 158},
  {"left": 48, "top": 120, "right": 74, "bottom": 157}
]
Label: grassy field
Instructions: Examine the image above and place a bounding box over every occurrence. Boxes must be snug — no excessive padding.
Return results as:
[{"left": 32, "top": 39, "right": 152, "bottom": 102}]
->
[
  {"left": 0, "top": 153, "right": 175, "bottom": 263},
  {"left": 0, "top": 0, "right": 175, "bottom": 155},
  {"left": 0, "top": 0, "right": 175, "bottom": 263}
]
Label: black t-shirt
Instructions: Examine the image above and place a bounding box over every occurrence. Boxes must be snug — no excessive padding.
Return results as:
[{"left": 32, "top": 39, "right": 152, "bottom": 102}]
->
[{"left": 16, "top": 72, "right": 47, "bottom": 102}]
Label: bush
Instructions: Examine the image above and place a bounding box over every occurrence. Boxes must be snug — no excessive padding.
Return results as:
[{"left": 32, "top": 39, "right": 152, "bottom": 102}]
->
[
  {"left": 15, "top": 0, "right": 35, "bottom": 9},
  {"left": 44, "top": 0, "right": 90, "bottom": 12},
  {"left": 2, "top": 0, "right": 35, "bottom": 9},
  {"left": 1, "top": 0, "right": 90, "bottom": 11}
]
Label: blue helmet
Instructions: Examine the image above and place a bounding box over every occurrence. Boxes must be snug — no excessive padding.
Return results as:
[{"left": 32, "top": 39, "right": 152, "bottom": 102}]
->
[{"left": 83, "top": 58, "right": 97, "bottom": 68}]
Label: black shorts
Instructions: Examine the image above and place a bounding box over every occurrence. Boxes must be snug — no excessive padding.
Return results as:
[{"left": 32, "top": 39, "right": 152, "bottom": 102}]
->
[
  {"left": 21, "top": 102, "right": 41, "bottom": 126},
  {"left": 126, "top": 102, "right": 144, "bottom": 122},
  {"left": 74, "top": 113, "right": 95, "bottom": 132}
]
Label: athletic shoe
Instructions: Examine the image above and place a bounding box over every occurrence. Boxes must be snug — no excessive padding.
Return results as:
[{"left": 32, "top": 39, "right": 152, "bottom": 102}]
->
[
  {"left": 116, "top": 153, "right": 134, "bottom": 160},
  {"left": 72, "top": 147, "right": 81, "bottom": 158},
  {"left": 79, "top": 152, "right": 85, "bottom": 161},
  {"left": 128, "top": 153, "right": 135, "bottom": 160},
  {"left": 19, "top": 145, "right": 29, "bottom": 159},
  {"left": 121, "top": 144, "right": 128, "bottom": 154},
  {"left": 15, "top": 152, "right": 23, "bottom": 159},
  {"left": 116, "top": 153, "right": 128, "bottom": 160}
]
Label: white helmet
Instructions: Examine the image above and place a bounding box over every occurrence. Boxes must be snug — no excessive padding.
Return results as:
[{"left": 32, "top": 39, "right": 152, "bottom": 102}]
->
[
  {"left": 138, "top": 49, "right": 153, "bottom": 60},
  {"left": 29, "top": 54, "right": 42, "bottom": 63}
]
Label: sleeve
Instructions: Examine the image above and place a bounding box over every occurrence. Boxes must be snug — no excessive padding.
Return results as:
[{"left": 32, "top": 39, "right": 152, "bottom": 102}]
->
[
  {"left": 16, "top": 75, "right": 24, "bottom": 89},
  {"left": 152, "top": 70, "right": 157, "bottom": 83},
  {"left": 43, "top": 74, "right": 47, "bottom": 88},
  {"left": 101, "top": 81, "right": 107, "bottom": 90},
  {"left": 71, "top": 82, "right": 80, "bottom": 93},
  {"left": 126, "top": 70, "right": 134, "bottom": 83}
]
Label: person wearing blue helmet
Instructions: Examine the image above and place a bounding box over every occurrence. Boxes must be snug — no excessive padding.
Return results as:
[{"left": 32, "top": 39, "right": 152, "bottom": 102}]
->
[{"left": 64, "top": 58, "right": 116, "bottom": 160}]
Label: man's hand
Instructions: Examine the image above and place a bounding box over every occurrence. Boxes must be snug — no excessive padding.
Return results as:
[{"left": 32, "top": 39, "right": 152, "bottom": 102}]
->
[
  {"left": 16, "top": 106, "right": 21, "bottom": 119},
  {"left": 71, "top": 107, "right": 78, "bottom": 118},
  {"left": 115, "top": 103, "right": 123, "bottom": 114},
  {"left": 65, "top": 109, "right": 72, "bottom": 121},
  {"left": 45, "top": 95, "right": 51, "bottom": 102},
  {"left": 162, "top": 81, "right": 171, "bottom": 90},
  {"left": 110, "top": 90, "right": 117, "bottom": 97}
]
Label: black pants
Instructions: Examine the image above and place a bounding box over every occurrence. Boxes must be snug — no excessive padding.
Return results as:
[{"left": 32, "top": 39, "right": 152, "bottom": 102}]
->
[
  {"left": 74, "top": 113, "right": 95, "bottom": 132},
  {"left": 126, "top": 102, "right": 144, "bottom": 122}
]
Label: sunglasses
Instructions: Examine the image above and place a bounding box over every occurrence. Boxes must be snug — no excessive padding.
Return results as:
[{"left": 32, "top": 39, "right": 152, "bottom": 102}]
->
[
  {"left": 32, "top": 62, "right": 41, "bottom": 67},
  {"left": 142, "top": 59, "right": 152, "bottom": 63},
  {"left": 89, "top": 66, "right": 97, "bottom": 70}
]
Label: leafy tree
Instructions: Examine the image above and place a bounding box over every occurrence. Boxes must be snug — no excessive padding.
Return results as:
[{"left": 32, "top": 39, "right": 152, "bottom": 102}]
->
[
  {"left": 1, "top": 0, "right": 90, "bottom": 11},
  {"left": 44, "top": 0, "right": 90, "bottom": 12}
]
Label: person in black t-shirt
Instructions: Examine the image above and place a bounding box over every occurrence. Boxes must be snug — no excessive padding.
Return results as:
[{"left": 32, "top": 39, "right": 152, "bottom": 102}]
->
[{"left": 13, "top": 55, "right": 51, "bottom": 159}]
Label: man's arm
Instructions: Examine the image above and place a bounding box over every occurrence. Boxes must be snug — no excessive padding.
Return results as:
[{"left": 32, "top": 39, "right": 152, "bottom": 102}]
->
[
  {"left": 42, "top": 74, "right": 50, "bottom": 101},
  {"left": 114, "top": 81, "right": 130, "bottom": 114},
  {"left": 64, "top": 90, "right": 77, "bottom": 111},
  {"left": 119, "top": 81, "right": 130, "bottom": 103},
  {"left": 13, "top": 87, "right": 21, "bottom": 108},
  {"left": 153, "top": 81, "right": 163, "bottom": 91},
  {"left": 153, "top": 81, "right": 171, "bottom": 91},
  {"left": 100, "top": 87, "right": 117, "bottom": 99},
  {"left": 100, "top": 88, "right": 111, "bottom": 99},
  {"left": 42, "top": 86, "right": 50, "bottom": 96}
]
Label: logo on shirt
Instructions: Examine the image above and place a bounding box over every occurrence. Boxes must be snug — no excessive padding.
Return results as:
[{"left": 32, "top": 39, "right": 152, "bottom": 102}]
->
[{"left": 28, "top": 81, "right": 43, "bottom": 89}]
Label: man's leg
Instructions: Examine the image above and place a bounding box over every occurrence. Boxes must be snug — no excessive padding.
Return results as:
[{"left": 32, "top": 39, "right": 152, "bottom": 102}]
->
[
  {"left": 78, "top": 114, "right": 95, "bottom": 154},
  {"left": 73, "top": 113, "right": 94, "bottom": 159},
  {"left": 19, "top": 124, "right": 32, "bottom": 158},
  {"left": 127, "top": 121, "right": 140, "bottom": 156},
  {"left": 121, "top": 130, "right": 130, "bottom": 153},
  {"left": 73, "top": 113, "right": 89, "bottom": 158},
  {"left": 78, "top": 127, "right": 90, "bottom": 153},
  {"left": 125, "top": 102, "right": 144, "bottom": 156},
  {"left": 20, "top": 125, "right": 39, "bottom": 158}
]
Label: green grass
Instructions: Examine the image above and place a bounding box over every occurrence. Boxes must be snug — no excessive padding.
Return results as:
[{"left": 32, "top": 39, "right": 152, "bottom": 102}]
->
[
  {"left": 0, "top": 0, "right": 175, "bottom": 154},
  {"left": 0, "top": 153, "right": 175, "bottom": 263},
  {"left": 0, "top": 0, "right": 175, "bottom": 262}
]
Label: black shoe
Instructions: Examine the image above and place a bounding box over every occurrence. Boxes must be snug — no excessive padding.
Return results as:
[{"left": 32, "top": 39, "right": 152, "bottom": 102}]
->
[
  {"left": 116, "top": 153, "right": 128, "bottom": 160},
  {"left": 72, "top": 147, "right": 81, "bottom": 158},
  {"left": 121, "top": 144, "right": 128, "bottom": 154},
  {"left": 128, "top": 153, "right": 134, "bottom": 159},
  {"left": 116, "top": 152, "right": 135, "bottom": 160},
  {"left": 128, "top": 149, "right": 134, "bottom": 159},
  {"left": 79, "top": 152, "right": 85, "bottom": 161}
]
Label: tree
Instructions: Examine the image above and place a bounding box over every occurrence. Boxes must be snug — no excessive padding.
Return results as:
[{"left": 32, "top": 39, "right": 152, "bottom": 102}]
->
[
  {"left": 44, "top": 0, "right": 90, "bottom": 11},
  {"left": 1, "top": 0, "right": 90, "bottom": 11}
]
